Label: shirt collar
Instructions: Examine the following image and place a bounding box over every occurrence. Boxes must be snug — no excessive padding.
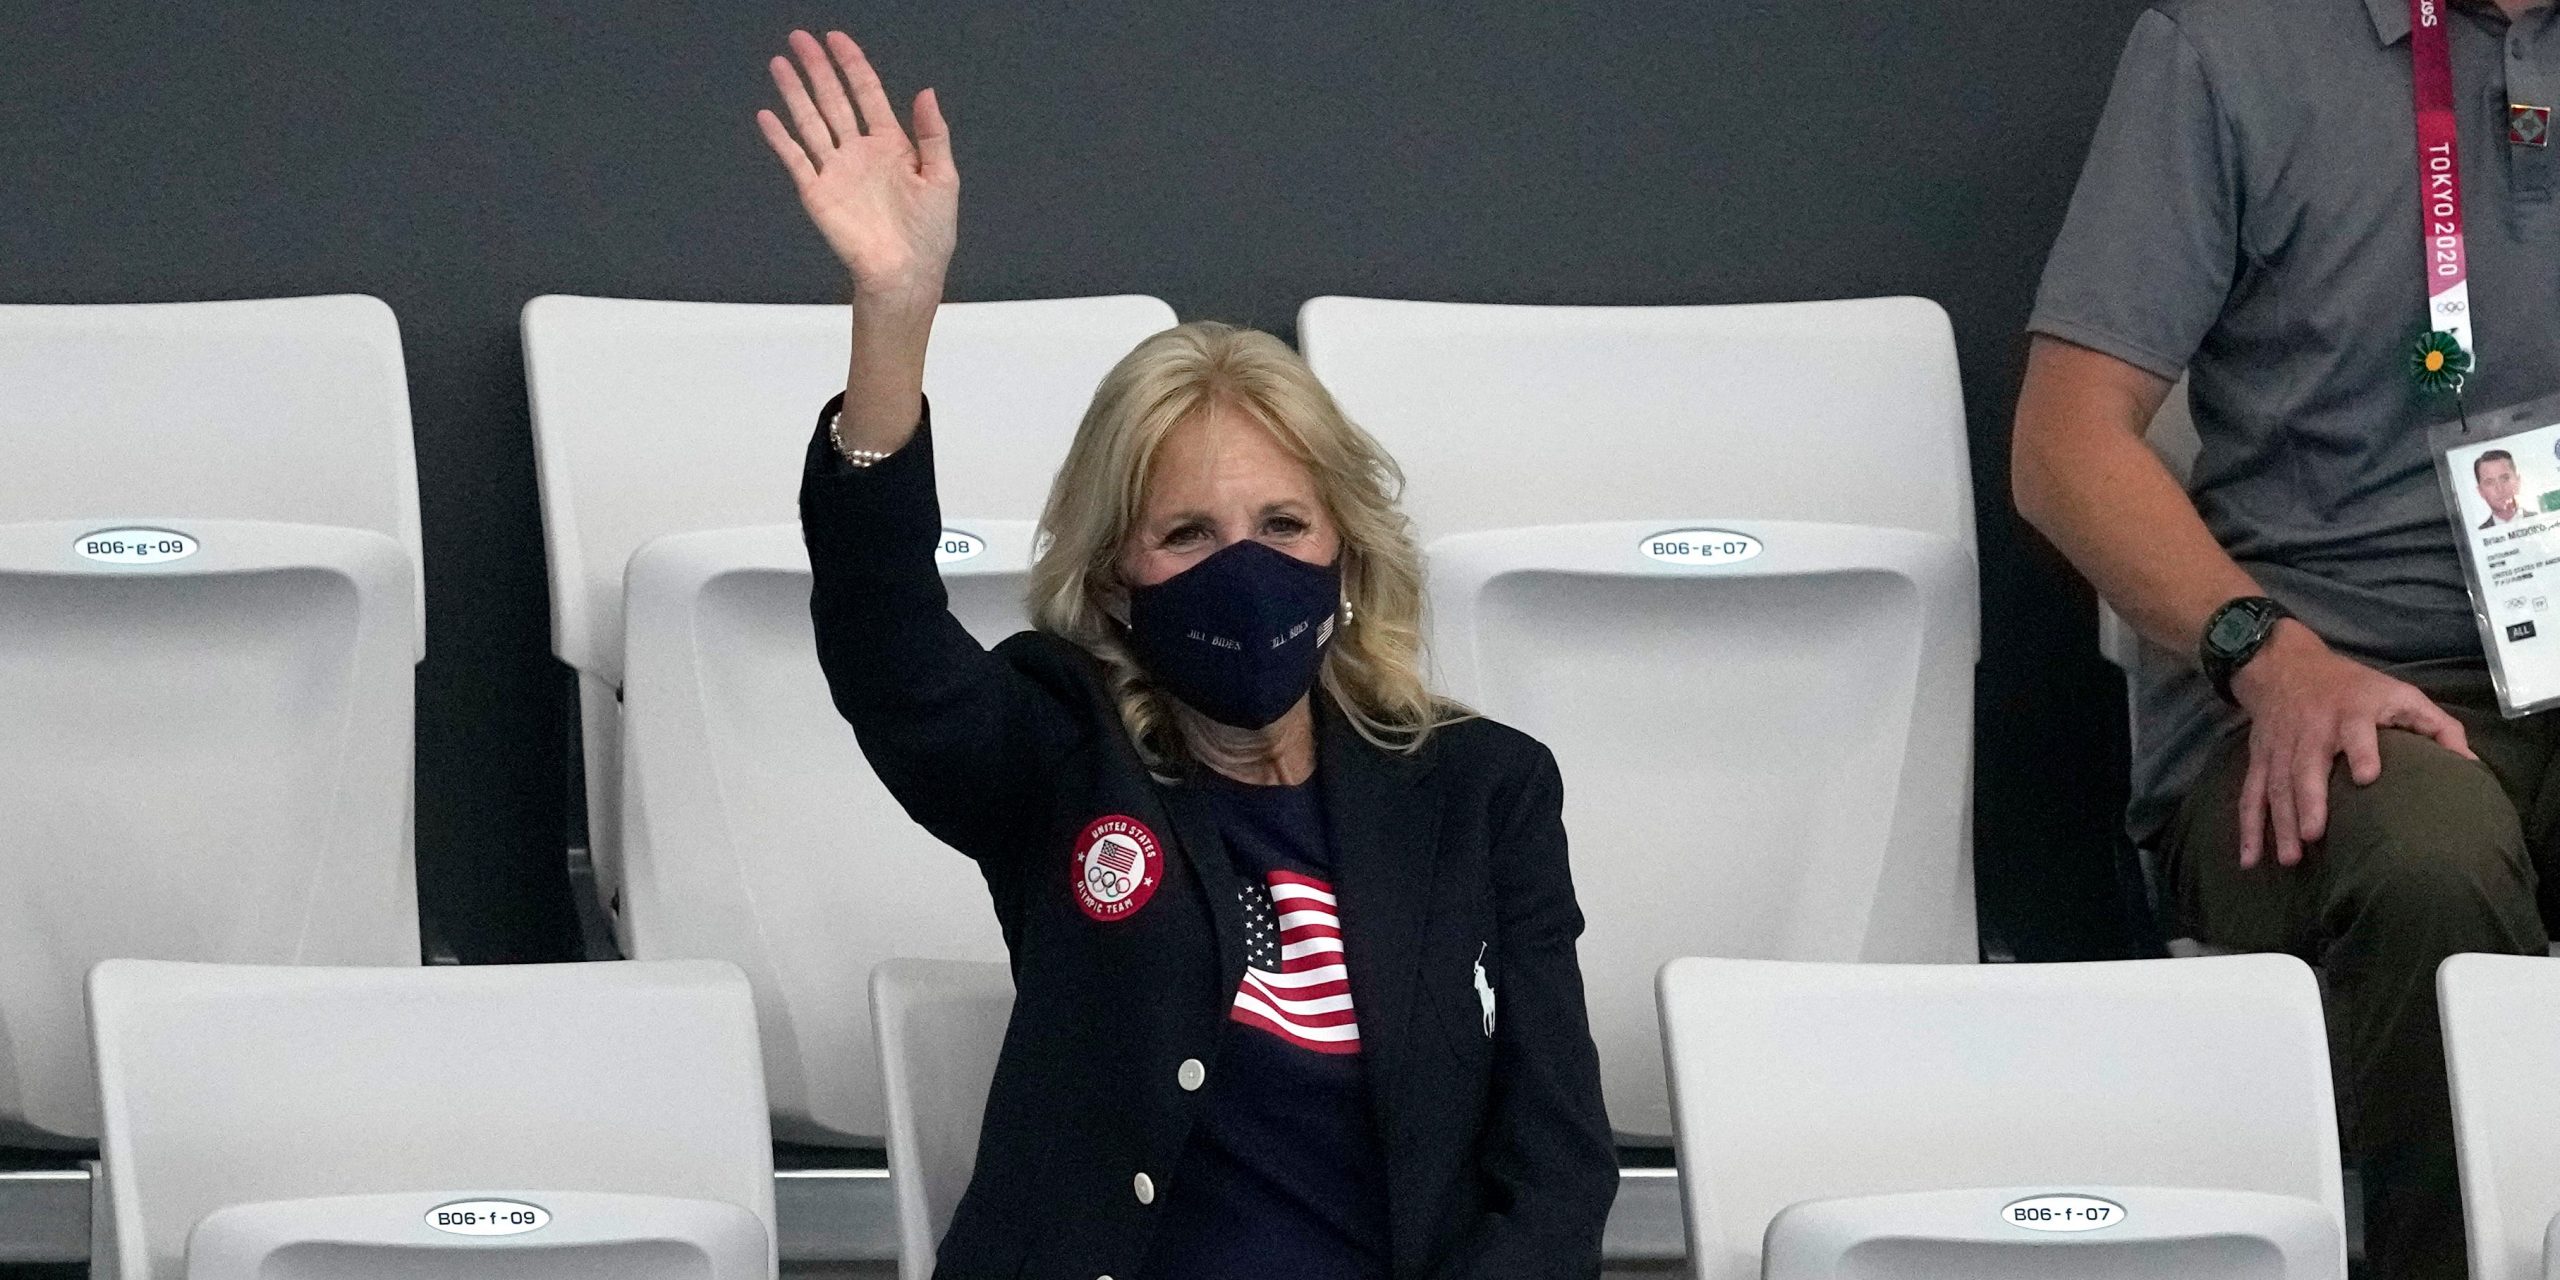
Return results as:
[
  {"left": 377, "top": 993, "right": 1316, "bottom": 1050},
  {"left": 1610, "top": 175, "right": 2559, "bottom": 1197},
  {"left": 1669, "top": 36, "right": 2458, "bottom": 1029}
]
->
[{"left": 2370, "top": 0, "right": 2410, "bottom": 44}]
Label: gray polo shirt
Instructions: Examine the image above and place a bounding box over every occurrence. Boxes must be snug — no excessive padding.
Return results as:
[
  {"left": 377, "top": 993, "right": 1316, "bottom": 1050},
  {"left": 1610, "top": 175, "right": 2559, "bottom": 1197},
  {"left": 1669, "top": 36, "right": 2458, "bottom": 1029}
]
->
[{"left": 2031, "top": 0, "right": 2560, "bottom": 840}]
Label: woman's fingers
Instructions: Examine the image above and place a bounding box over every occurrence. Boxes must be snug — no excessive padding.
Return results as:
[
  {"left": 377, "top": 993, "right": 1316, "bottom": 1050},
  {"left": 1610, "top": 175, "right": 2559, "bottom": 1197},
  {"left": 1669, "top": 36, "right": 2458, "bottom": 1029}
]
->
[
  {"left": 912, "top": 87, "right": 955, "bottom": 180},
  {"left": 790, "top": 30, "right": 863, "bottom": 149},
  {"left": 757, "top": 29, "right": 955, "bottom": 289},
  {"left": 755, "top": 109, "right": 818, "bottom": 188},
  {"left": 767, "top": 54, "right": 836, "bottom": 161},
  {"left": 829, "top": 33, "right": 908, "bottom": 149}
]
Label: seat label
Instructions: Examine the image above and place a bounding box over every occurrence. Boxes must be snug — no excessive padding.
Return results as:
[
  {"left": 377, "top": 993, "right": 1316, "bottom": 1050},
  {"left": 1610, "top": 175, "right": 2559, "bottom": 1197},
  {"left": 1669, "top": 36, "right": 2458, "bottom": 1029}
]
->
[
  {"left": 427, "top": 1198, "right": 551, "bottom": 1236},
  {"left": 1639, "top": 529, "right": 1762, "bottom": 566},
  {"left": 75, "top": 528, "right": 198, "bottom": 566},
  {"left": 2001, "top": 1194, "right": 2124, "bottom": 1232},
  {"left": 936, "top": 528, "right": 987, "bottom": 565}
]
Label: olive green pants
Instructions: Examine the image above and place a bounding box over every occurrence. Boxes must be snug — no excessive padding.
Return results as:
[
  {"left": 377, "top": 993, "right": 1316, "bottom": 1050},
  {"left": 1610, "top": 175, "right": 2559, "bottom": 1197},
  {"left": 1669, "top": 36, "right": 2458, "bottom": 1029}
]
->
[{"left": 2162, "top": 669, "right": 2560, "bottom": 1280}]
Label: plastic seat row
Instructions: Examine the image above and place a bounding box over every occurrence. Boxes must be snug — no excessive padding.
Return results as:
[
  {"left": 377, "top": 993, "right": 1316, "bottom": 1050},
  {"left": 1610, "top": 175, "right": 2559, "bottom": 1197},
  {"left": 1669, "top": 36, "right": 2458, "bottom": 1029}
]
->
[
  {"left": 0, "top": 290, "right": 1978, "bottom": 1161},
  {"left": 0, "top": 949, "right": 2330, "bottom": 1278},
  {"left": 62, "top": 945, "right": 2560, "bottom": 1280},
  {"left": 883, "top": 950, "right": 2560, "bottom": 1280}
]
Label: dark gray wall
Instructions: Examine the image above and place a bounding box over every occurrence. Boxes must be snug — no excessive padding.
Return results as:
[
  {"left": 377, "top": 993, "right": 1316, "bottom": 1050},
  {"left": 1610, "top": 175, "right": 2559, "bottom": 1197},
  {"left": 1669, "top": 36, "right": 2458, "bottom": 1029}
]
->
[{"left": 2, "top": 1, "right": 2153, "bottom": 962}]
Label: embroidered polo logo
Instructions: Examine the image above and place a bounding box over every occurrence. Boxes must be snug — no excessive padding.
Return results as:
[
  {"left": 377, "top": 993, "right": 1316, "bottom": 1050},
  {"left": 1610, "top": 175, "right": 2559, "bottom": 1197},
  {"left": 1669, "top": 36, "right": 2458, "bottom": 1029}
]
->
[
  {"left": 1072, "top": 815, "right": 1163, "bottom": 922},
  {"left": 2511, "top": 104, "right": 2550, "bottom": 147}
]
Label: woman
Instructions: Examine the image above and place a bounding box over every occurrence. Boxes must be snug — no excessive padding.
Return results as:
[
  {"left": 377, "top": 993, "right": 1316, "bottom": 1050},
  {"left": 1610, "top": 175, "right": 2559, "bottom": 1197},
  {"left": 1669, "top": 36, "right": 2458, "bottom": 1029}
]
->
[{"left": 760, "top": 29, "right": 1616, "bottom": 1280}]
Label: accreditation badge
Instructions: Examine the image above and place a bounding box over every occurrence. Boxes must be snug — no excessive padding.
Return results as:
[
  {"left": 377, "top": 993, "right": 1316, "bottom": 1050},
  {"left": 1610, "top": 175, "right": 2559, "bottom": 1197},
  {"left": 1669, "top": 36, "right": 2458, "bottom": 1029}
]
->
[{"left": 2434, "top": 391, "right": 2560, "bottom": 716}]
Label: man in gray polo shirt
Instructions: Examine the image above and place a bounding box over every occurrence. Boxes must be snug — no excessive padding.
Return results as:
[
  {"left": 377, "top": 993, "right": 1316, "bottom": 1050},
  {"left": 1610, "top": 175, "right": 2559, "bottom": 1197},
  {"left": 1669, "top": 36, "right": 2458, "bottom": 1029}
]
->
[{"left": 2017, "top": 0, "right": 2560, "bottom": 1274}]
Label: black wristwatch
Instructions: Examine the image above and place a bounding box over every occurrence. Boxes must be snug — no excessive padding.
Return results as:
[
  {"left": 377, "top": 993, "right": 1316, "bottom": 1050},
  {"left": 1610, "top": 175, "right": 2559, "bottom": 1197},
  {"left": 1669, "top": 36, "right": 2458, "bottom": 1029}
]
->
[{"left": 2199, "top": 595, "right": 2293, "bottom": 705}]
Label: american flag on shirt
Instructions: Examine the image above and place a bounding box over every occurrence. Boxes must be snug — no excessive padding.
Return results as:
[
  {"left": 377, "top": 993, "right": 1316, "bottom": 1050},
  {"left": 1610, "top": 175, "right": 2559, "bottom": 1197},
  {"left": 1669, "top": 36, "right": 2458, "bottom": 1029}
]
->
[{"left": 1230, "top": 869, "right": 1361, "bottom": 1054}]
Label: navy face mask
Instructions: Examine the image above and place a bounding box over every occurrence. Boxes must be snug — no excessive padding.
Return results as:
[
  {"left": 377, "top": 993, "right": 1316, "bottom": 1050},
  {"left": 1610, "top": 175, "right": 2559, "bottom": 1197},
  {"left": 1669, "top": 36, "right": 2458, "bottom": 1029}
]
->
[{"left": 1126, "top": 539, "right": 1343, "bottom": 730}]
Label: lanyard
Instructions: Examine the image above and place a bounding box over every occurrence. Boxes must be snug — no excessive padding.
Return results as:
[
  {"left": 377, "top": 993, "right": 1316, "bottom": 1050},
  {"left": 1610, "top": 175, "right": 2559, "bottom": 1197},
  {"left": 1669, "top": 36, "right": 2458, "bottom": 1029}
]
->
[{"left": 2412, "top": 0, "right": 2479, "bottom": 368}]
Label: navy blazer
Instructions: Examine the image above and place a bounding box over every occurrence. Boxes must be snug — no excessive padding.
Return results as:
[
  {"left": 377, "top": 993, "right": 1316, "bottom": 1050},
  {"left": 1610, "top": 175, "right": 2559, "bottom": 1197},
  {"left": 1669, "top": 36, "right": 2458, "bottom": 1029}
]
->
[{"left": 800, "top": 396, "right": 1616, "bottom": 1280}]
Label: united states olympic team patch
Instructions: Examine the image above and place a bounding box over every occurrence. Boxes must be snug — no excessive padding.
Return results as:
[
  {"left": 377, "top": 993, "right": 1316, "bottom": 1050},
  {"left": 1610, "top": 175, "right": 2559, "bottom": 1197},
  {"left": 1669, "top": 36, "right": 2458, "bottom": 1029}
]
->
[{"left": 1073, "top": 815, "right": 1163, "bottom": 922}]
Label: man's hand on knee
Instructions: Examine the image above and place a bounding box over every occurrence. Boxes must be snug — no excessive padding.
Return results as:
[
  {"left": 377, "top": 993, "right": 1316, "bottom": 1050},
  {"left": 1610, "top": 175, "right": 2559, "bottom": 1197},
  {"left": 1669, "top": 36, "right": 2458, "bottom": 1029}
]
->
[{"left": 2231, "top": 620, "right": 2476, "bottom": 869}]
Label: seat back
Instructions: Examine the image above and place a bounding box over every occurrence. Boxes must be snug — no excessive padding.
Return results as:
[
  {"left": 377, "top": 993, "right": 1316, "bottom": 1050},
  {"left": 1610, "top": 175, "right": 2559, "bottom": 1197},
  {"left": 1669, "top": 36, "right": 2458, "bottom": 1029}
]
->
[
  {"left": 1659, "top": 955, "right": 2344, "bottom": 1280},
  {"left": 0, "top": 296, "right": 424, "bottom": 645},
  {"left": 524, "top": 295, "right": 1172, "bottom": 1142},
  {"left": 619, "top": 520, "right": 1033, "bottom": 1142},
  {"left": 1301, "top": 297, "right": 1979, "bottom": 1139},
  {"left": 2439, "top": 953, "right": 2560, "bottom": 1280},
  {"left": 0, "top": 297, "right": 425, "bottom": 1145},
  {"left": 1296, "top": 295, "right": 1972, "bottom": 548},
  {"left": 1432, "top": 521, "right": 1975, "bottom": 1139},
  {"left": 871, "top": 959, "right": 1014, "bottom": 1280},
  {"left": 523, "top": 293, "right": 1174, "bottom": 685},
  {"left": 520, "top": 296, "right": 1172, "bottom": 1047},
  {"left": 88, "top": 958, "right": 776, "bottom": 1280}
]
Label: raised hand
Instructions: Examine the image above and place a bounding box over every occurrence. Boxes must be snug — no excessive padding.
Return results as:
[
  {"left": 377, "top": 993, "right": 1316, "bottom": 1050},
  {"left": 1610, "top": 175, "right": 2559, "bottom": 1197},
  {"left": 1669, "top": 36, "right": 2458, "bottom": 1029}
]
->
[{"left": 756, "top": 30, "right": 957, "bottom": 298}]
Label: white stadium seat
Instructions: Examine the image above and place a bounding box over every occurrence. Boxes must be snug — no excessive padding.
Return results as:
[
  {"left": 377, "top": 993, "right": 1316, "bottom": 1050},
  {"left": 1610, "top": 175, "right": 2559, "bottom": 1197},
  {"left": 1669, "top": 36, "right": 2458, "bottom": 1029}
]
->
[
  {"left": 2438, "top": 953, "right": 2560, "bottom": 1280},
  {"left": 0, "top": 296, "right": 424, "bottom": 1146},
  {"left": 521, "top": 293, "right": 1176, "bottom": 1144},
  {"left": 871, "top": 958, "right": 1014, "bottom": 1280},
  {"left": 1299, "top": 296, "right": 1980, "bottom": 1140},
  {"left": 1659, "top": 955, "right": 2347, "bottom": 1280},
  {"left": 88, "top": 958, "right": 775, "bottom": 1280}
]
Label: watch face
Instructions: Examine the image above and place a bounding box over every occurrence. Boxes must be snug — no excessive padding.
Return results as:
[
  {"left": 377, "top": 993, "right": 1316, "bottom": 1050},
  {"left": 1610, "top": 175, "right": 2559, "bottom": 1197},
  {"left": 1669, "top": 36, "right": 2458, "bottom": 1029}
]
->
[{"left": 2207, "top": 607, "right": 2262, "bottom": 653}]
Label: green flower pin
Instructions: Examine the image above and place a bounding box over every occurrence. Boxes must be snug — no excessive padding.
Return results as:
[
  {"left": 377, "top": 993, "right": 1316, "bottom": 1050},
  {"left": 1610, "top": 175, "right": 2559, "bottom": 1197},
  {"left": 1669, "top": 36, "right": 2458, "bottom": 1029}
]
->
[{"left": 2410, "top": 329, "right": 2473, "bottom": 394}]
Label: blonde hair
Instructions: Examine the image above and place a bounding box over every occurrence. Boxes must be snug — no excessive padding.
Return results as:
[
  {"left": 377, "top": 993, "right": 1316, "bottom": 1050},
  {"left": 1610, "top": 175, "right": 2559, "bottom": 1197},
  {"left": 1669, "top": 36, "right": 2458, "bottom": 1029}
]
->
[{"left": 1028, "top": 321, "right": 1466, "bottom": 771}]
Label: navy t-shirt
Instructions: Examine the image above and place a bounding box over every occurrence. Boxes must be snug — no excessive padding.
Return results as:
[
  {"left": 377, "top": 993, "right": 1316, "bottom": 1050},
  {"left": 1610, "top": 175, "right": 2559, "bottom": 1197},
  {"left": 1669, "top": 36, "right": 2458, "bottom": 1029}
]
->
[{"left": 1139, "top": 769, "right": 1391, "bottom": 1280}]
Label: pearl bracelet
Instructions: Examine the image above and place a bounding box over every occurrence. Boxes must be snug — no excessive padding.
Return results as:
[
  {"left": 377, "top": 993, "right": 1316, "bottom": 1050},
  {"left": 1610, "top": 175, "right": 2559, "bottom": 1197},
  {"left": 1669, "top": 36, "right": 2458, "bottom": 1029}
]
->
[{"left": 827, "top": 409, "right": 893, "bottom": 468}]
